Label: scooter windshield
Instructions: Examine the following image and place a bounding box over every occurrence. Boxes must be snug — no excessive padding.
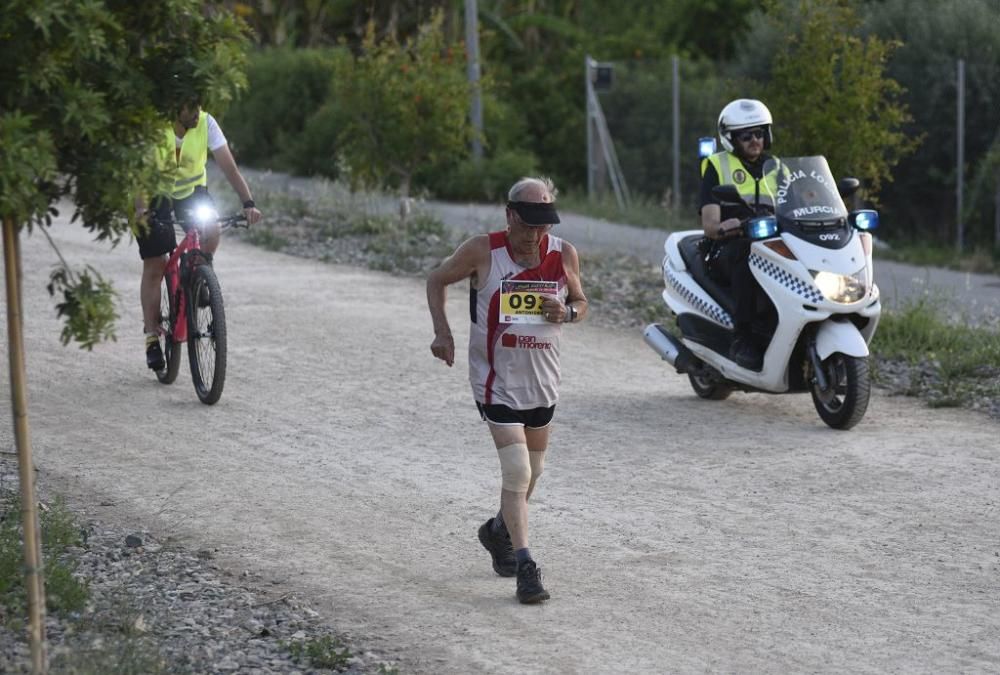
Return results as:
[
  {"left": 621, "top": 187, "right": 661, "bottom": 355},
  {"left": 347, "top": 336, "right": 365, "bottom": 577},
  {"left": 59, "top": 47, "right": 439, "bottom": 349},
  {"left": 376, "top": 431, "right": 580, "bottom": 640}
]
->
[{"left": 765, "top": 156, "right": 848, "bottom": 223}]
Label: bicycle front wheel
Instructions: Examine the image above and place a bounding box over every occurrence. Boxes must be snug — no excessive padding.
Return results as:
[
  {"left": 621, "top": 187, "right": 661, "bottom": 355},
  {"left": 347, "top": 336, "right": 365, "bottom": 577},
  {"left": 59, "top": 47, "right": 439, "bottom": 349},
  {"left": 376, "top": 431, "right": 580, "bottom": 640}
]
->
[
  {"left": 157, "top": 274, "right": 182, "bottom": 384},
  {"left": 187, "top": 265, "right": 227, "bottom": 404}
]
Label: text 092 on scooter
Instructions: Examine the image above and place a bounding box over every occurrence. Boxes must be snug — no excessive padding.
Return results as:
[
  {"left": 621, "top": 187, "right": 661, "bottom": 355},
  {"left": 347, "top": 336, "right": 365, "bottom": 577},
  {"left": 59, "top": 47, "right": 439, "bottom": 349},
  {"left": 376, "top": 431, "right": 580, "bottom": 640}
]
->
[{"left": 644, "top": 156, "right": 881, "bottom": 430}]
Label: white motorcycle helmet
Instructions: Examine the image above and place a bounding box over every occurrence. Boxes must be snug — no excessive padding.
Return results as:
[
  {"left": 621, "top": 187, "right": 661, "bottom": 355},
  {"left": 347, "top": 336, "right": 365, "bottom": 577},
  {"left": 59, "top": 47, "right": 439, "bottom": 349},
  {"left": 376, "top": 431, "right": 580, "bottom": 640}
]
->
[{"left": 717, "top": 98, "right": 773, "bottom": 152}]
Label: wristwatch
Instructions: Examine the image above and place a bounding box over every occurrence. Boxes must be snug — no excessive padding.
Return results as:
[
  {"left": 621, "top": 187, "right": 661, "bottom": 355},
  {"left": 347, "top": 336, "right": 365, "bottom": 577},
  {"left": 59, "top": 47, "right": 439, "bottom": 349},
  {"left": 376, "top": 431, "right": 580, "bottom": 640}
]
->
[
  {"left": 243, "top": 199, "right": 256, "bottom": 209},
  {"left": 564, "top": 304, "right": 577, "bottom": 323}
]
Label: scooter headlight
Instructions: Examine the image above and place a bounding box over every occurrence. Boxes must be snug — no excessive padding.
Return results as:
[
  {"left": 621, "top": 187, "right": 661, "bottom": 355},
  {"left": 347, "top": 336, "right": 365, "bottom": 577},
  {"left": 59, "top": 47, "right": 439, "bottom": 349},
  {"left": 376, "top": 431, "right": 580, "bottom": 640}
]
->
[{"left": 811, "top": 268, "right": 869, "bottom": 304}]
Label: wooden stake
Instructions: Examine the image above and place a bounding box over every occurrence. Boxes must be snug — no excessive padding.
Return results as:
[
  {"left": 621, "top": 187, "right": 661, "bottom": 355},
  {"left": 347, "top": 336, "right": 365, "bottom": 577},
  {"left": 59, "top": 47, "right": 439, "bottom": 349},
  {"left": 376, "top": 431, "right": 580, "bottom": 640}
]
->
[{"left": 3, "top": 216, "right": 48, "bottom": 674}]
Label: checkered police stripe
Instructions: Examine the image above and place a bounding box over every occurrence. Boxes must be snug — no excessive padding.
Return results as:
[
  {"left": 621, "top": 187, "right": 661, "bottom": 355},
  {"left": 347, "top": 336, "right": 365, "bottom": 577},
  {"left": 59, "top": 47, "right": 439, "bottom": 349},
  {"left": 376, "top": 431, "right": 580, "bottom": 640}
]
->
[
  {"left": 665, "top": 265, "right": 733, "bottom": 328},
  {"left": 749, "top": 253, "right": 824, "bottom": 304}
]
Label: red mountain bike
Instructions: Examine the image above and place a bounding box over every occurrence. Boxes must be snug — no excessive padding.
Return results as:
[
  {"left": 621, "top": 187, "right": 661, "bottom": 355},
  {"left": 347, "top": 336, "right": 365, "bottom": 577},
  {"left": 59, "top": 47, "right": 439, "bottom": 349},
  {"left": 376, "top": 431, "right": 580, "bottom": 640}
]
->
[{"left": 154, "top": 209, "right": 247, "bottom": 404}]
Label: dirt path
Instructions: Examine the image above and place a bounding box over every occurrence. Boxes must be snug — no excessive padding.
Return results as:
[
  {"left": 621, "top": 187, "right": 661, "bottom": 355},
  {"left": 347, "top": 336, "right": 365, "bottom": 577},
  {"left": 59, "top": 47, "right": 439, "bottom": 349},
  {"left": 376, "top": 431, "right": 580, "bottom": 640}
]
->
[{"left": 2, "top": 222, "right": 998, "bottom": 673}]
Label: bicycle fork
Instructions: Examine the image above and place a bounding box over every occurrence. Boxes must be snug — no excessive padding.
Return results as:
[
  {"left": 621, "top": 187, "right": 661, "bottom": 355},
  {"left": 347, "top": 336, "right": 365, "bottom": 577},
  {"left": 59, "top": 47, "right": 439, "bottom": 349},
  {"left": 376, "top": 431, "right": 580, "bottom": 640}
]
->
[{"left": 168, "top": 268, "right": 189, "bottom": 343}]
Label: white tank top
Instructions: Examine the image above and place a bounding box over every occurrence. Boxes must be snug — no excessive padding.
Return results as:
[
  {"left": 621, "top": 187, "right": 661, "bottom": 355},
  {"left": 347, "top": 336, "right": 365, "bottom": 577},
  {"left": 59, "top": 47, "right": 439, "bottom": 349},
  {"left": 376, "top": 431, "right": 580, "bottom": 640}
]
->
[{"left": 468, "top": 231, "right": 568, "bottom": 409}]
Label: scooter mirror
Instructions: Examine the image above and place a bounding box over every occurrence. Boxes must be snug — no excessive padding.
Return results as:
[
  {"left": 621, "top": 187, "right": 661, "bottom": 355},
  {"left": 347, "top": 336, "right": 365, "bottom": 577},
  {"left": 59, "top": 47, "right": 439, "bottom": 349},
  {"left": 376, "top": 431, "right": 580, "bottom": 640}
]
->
[
  {"left": 838, "top": 177, "right": 861, "bottom": 198},
  {"left": 711, "top": 184, "right": 743, "bottom": 204},
  {"left": 849, "top": 209, "right": 879, "bottom": 231}
]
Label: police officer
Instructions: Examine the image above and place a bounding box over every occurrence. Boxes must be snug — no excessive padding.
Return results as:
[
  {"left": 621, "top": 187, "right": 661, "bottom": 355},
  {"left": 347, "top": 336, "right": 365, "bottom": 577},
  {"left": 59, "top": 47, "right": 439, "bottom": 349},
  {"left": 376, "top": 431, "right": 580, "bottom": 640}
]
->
[{"left": 699, "top": 98, "right": 779, "bottom": 370}]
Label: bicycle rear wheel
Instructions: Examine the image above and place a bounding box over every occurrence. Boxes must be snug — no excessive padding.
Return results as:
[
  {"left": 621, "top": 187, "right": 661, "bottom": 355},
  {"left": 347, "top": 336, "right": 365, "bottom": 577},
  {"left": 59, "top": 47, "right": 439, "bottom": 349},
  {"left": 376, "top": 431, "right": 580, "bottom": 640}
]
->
[
  {"left": 187, "top": 265, "right": 227, "bottom": 404},
  {"left": 156, "top": 274, "right": 181, "bottom": 384}
]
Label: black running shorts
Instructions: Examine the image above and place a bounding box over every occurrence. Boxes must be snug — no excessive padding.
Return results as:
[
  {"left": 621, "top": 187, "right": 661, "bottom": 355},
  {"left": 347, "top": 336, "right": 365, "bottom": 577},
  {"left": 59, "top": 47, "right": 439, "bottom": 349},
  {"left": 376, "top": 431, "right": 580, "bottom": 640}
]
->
[
  {"left": 136, "top": 188, "right": 214, "bottom": 259},
  {"left": 476, "top": 402, "right": 555, "bottom": 428}
]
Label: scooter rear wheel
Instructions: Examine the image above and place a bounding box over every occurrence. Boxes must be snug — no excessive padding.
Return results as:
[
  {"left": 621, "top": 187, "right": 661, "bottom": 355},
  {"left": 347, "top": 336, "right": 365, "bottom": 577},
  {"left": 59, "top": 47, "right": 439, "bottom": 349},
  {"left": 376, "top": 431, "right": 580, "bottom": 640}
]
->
[
  {"left": 810, "top": 353, "right": 870, "bottom": 430},
  {"left": 688, "top": 372, "right": 733, "bottom": 400}
]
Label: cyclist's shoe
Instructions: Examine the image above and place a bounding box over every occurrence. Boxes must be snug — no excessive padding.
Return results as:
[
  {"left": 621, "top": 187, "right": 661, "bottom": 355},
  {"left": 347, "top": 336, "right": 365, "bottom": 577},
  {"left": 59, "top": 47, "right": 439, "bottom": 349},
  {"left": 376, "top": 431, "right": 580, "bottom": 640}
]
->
[
  {"left": 197, "top": 284, "right": 211, "bottom": 308},
  {"left": 145, "top": 335, "right": 165, "bottom": 371},
  {"left": 515, "top": 560, "right": 550, "bottom": 604},
  {"left": 478, "top": 518, "right": 516, "bottom": 577}
]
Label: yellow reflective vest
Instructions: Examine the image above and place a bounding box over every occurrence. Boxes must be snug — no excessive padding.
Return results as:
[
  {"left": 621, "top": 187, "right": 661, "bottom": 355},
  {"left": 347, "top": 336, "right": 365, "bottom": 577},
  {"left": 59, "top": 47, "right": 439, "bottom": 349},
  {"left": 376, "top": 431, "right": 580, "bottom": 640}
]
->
[
  {"left": 158, "top": 111, "right": 209, "bottom": 200},
  {"left": 702, "top": 151, "right": 780, "bottom": 209}
]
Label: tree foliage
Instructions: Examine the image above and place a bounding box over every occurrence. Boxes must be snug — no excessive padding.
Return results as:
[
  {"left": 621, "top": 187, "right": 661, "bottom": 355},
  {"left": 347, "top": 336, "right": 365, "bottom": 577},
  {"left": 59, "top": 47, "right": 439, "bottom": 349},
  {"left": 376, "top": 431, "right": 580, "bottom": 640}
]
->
[
  {"left": 864, "top": 0, "right": 1000, "bottom": 244},
  {"left": 330, "top": 11, "right": 474, "bottom": 198},
  {"left": 754, "top": 0, "right": 918, "bottom": 201},
  {"left": 0, "top": 0, "right": 249, "bottom": 348}
]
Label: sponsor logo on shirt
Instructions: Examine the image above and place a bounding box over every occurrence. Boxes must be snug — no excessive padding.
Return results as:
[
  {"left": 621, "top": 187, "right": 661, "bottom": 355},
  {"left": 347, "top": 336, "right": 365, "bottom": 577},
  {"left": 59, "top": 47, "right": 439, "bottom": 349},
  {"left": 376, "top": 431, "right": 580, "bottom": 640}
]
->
[{"left": 500, "top": 333, "right": 552, "bottom": 350}]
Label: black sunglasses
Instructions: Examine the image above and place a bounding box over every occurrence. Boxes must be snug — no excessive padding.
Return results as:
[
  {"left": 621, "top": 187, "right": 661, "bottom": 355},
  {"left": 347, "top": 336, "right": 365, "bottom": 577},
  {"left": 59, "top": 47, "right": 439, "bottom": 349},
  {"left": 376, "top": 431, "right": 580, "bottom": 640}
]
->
[{"left": 735, "top": 129, "right": 765, "bottom": 143}]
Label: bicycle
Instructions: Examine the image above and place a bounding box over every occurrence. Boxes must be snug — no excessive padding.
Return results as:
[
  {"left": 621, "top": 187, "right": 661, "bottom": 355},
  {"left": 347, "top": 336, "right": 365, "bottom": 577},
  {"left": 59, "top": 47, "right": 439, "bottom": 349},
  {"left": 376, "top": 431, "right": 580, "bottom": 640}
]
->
[{"left": 154, "top": 207, "right": 248, "bottom": 405}]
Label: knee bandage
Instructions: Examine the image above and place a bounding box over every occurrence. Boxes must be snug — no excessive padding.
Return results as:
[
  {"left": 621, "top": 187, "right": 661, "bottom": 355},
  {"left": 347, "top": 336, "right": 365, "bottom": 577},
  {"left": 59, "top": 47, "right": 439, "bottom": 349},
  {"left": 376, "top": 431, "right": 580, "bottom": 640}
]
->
[
  {"left": 529, "top": 450, "right": 545, "bottom": 482},
  {"left": 497, "top": 443, "right": 531, "bottom": 492}
]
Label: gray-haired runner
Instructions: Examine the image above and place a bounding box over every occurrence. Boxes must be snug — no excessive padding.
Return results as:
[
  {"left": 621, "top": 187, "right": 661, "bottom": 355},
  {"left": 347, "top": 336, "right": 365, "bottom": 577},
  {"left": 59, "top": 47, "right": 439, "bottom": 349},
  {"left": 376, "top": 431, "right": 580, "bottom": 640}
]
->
[{"left": 426, "top": 176, "right": 589, "bottom": 604}]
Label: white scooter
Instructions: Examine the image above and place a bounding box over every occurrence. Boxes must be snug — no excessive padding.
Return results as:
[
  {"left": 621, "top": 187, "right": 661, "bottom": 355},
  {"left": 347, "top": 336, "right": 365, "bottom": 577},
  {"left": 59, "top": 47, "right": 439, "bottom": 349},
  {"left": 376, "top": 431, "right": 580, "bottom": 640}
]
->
[{"left": 643, "top": 156, "right": 882, "bottom": 430}]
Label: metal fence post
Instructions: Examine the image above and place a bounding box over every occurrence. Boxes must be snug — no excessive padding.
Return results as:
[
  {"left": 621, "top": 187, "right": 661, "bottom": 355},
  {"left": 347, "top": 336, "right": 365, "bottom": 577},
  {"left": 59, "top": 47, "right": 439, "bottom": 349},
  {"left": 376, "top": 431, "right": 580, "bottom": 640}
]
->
[
  {"left": 671, "top": 55, "right": 680, "bottom": 209},
  {"left": 956, "top": 58, "right": 965, "bottom": 252},
  {"left": 464, "top": 0, "right": 483, "bottom": 160}
]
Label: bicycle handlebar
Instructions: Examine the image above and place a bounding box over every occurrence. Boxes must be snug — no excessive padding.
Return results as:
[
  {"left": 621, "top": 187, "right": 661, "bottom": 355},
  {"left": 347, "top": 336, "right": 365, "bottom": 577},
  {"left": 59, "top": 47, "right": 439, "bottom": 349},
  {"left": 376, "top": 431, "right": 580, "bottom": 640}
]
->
[{"left": 152, "top": 213, "right": 249, "bottom": 231}]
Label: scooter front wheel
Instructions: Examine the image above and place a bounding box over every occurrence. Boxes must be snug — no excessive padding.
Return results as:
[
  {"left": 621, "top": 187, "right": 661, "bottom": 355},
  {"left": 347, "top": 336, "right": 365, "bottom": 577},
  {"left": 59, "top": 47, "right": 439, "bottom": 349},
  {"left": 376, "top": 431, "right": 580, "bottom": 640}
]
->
[
  {"left": 810, "top": 353, "right": 870, "bottom": 430},
  {"left": 688, "top": 372, "right": 734, "bottom": 400}
]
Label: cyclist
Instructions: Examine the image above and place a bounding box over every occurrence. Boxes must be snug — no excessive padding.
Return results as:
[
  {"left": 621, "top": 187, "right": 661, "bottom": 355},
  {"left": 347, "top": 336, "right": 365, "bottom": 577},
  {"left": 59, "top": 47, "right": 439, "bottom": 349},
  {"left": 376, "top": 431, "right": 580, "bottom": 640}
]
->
[
  {"left": 135, "top": 94, "right": 263, "bottom": 371},
  {"left": 699, "top": 98, "right": 779, "bottom": 371}
]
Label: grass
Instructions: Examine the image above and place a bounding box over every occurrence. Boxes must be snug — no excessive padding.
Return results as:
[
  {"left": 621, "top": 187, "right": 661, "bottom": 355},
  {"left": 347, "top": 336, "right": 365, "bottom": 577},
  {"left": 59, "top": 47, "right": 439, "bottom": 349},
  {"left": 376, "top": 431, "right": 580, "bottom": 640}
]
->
[
  {"left": 283, "top": 633, "right": 352, "bottom": 670},
  {"left": 0, "top": 492, "right": 89, "bottom": 627},
  {"left": 558, "top": 190, "right": 687, "bottom": 230},
  {"left": 878, "top": 241, "right": 1000, "bottom": 275},
  {"left": 871, "top": 296, "right": 1000, "bottom": 408}
]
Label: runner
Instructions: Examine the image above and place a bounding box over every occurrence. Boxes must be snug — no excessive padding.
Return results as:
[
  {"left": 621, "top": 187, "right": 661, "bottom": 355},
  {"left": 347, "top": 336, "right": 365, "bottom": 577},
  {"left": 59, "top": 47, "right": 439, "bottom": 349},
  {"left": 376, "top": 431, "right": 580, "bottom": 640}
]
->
[{"left": 426, "top": 176, "right": 588, "bottom": 604}]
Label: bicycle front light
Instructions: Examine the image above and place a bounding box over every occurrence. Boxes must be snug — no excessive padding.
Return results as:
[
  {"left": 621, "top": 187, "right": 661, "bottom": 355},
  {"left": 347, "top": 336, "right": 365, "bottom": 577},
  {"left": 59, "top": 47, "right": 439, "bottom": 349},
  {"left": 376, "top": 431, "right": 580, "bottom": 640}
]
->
[
  {"left": 811, "top": 268, "right": 868, "bottom": 304},
  {"left": 192, "top": 204, "right": 218, "bottom": 226}
]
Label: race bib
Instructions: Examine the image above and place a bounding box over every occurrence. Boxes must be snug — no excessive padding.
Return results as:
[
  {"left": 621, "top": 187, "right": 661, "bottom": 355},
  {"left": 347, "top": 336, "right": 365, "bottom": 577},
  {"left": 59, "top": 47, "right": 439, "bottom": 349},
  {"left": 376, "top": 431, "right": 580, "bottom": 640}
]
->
[{"left": 498, "top": 279, "right": 559, "bottom": 324}]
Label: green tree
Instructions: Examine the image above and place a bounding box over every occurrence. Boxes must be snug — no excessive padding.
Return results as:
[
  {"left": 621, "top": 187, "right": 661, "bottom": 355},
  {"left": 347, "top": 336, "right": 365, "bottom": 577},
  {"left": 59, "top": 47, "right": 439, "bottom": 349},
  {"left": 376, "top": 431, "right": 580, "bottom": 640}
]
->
[
  {"left": 331, "top": 11, "right": 474, "bottom": 200},
  {"left": 753, "top": 0, "right": 918, "bottom": 201},
  {"left": 863, "top": 0, "right": 1000, "bottom": 246},
  {"left": 0, "top": 0, "right": 249, "bottom": 347}
]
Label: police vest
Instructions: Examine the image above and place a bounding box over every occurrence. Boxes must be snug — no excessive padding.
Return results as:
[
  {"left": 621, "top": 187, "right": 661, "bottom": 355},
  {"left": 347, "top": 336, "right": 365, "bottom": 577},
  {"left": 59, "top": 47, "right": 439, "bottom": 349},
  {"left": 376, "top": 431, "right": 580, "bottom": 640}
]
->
[
  {"left": 159, "top": 111, "right": 209, "bottom": 200},
  {"left": 703, "top": 151, "right": 779, "bottom": 209}
]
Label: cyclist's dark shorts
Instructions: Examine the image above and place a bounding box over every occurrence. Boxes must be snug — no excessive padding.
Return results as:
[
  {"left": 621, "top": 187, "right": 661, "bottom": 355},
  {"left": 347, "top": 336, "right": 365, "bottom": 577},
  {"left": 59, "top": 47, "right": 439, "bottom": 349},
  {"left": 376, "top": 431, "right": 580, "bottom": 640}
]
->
[
  {"left": 476, "top": 402, "right": 555, "bottom": 428},
  {"left": 136, "top": 187, "right": 214, "bottom": 260}
]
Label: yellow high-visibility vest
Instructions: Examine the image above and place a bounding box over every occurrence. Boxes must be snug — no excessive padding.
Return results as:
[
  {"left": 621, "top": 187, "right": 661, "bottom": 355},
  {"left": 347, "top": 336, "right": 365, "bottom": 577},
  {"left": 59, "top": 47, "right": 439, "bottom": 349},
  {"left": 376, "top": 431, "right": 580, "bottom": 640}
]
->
[
  {"left": 158, "top": 111, "right": 209, "bottom": 200},
  {"left": 703, "top": 151, "right": 779, "bottom": 209}
]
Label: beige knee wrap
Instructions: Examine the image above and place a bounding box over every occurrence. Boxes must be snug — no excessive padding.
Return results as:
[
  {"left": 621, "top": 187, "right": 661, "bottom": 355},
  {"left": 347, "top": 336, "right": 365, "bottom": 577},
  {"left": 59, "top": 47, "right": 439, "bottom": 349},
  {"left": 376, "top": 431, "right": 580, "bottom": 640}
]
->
[
  {"left": 497, "top": 443, "right": 531, "bottom": 492},
  {"left": 529, "top": 450, "right": 545, "bottom": 482}
]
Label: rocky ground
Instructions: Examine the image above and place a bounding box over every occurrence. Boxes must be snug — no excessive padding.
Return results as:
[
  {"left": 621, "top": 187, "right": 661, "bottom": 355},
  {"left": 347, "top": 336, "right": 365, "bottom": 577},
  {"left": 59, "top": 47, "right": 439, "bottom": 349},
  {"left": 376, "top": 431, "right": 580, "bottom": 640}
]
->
[{"left": 0, "top": 457, "right": 397, "bottom": 674}]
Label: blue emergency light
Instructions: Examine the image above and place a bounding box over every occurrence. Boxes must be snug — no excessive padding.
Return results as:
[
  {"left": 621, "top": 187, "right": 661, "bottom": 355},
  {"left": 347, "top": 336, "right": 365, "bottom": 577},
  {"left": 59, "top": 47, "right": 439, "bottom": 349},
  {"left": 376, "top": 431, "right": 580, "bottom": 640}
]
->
[
  {"left": 698, "top": 137, "right": 716, "bottom": 159},
  {"left": 747, "top": 216, "right": 779, "bottom": 240},
  {"left": 849, "top": 209, "right": 879, "bottom": 231}
]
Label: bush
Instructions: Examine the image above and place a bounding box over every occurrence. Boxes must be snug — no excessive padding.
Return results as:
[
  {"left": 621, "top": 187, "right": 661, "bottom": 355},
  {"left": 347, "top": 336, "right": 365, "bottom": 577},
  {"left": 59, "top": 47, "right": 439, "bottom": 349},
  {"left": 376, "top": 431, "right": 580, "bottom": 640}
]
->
[
  {"left": 430, "top": 149, "right": 540, "bottom": 202},
  {"left": 222, "top": 48, "right": 347, "bottom": 171},
  {"left": 285, "top": 101, "right": 349, "bottom": 179}
]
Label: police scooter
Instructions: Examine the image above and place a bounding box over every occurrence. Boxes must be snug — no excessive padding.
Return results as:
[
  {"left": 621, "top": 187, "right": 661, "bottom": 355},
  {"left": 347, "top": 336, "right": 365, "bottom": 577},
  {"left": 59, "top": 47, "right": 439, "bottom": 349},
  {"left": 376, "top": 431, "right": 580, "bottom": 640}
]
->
[{"left": 643, "top": 156, "right": 882, "bottom": 430}]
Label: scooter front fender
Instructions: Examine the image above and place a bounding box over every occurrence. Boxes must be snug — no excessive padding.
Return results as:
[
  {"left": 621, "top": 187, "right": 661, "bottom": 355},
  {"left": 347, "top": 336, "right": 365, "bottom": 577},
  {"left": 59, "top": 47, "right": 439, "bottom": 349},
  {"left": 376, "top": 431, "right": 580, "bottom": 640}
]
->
[{"left": 815, "top": 320, "right": 869, "bottom": 360}]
